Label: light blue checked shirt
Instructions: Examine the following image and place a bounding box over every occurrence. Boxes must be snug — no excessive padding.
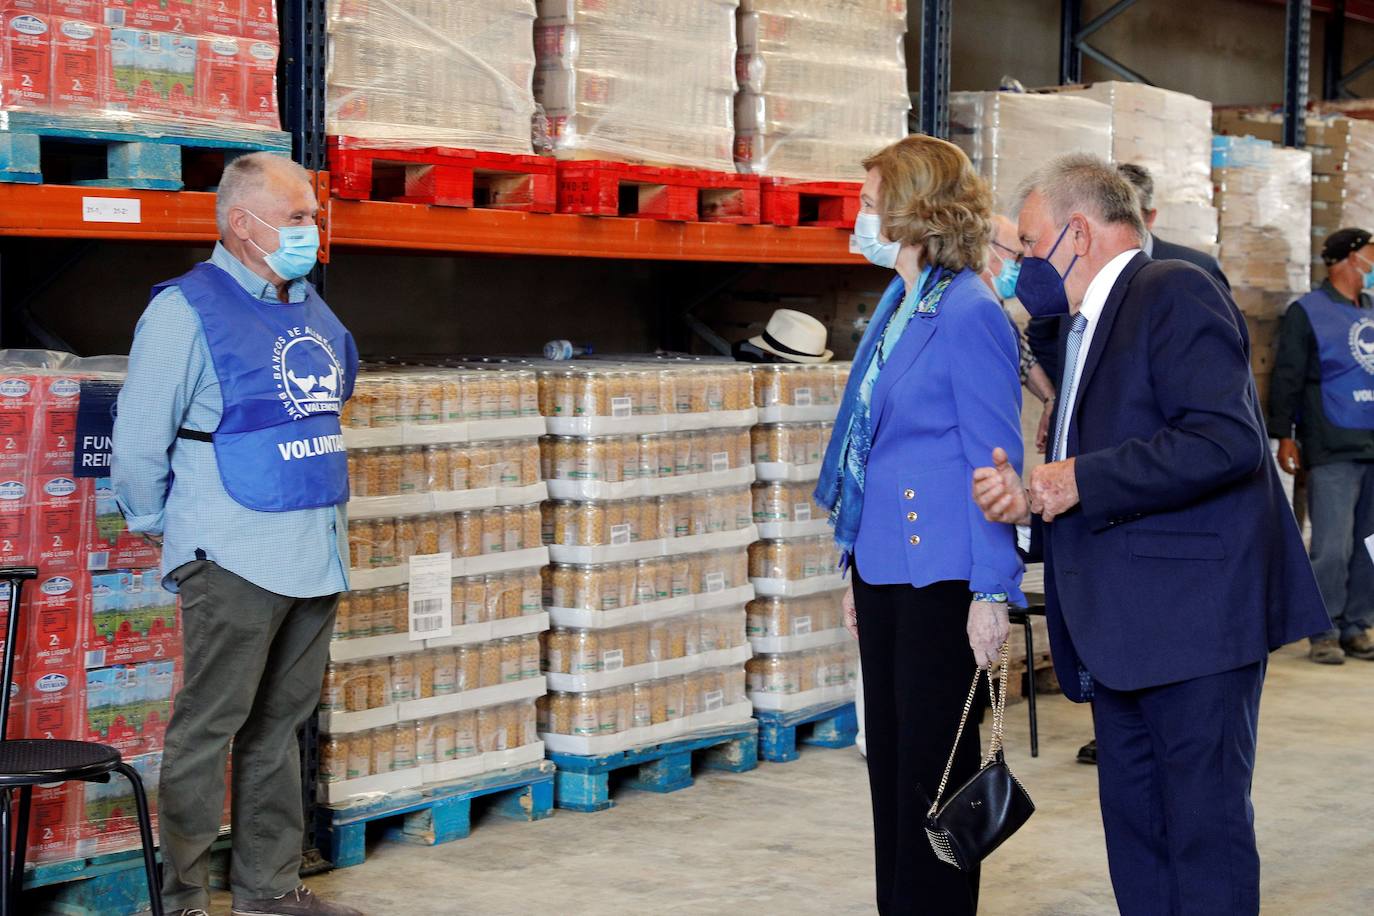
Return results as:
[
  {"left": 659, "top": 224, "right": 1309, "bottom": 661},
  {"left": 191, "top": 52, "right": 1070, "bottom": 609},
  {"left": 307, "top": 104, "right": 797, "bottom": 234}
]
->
[{"left": 112, "top": 243, "right": 351, "bottom": 598}]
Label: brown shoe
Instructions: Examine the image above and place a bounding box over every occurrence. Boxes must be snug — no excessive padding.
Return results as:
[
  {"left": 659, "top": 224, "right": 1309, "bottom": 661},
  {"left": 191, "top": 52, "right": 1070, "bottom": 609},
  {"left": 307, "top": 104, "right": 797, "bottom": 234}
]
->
[
  {"left": 233, "top": 886, "right": 363, "bottom": 916},
  {"left": 1340, "top": 631, "right": 1374, "bottom": 661},
  {"left": 1310, "top": 637, "right": 1346, "bottom": 665}
]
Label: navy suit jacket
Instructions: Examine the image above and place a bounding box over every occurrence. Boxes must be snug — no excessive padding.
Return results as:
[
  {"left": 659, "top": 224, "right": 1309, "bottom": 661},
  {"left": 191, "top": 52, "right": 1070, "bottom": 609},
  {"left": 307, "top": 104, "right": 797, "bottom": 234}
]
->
[
  {"left": 1028, "top": 234, "right": 1230, "bottom": 384},
  {"left": 1037, "top": 253, "right": 1329, "bottom": 702}
]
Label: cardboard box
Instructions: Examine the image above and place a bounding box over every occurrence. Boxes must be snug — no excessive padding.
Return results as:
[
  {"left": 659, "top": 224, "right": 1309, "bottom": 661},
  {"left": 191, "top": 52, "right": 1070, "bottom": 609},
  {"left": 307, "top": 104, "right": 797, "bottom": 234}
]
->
[
  {"left": 201, "top": 0, "right": 242, "bottom": 37},
  {"left": 241, "top": 0, "right": 273, "bottom": 41},
  {"left": 53, "top": 2, "right": 102, "bottom": 22},
  {"left": 31, "top": 492, "right": 85, "bottom": 571},
  {"left": 22, "top": 782, "right": 79, "bottom": 865},
  {"left": 24, "top": 570, "right": 86, "bottom": 673},
  {"left": 50, "top": 17, "right": 103, "bottom": 111},
  {"left": 86, "top": 477, "right": 159, "bottom": 571},
  {"left": 20, "top": 659, "right": 83, "bottom": 740},
  {"left": 196, "top": 33, "right": 239, "bottom": 120},
  {"left": 78, "top": 751, "right": 160, "bottom": 857},
  {"left": 1, "top": 10, "right": 52, "bottom": 110},
  {"left": 85, "top": 657, "right": 177, "bottom": 756},
  {"left": 242, "top": 37, "right": 275, "bottom": 126},
  {"left": 1231, "top": 286, "right": 1295, "bottom": 321},
  {"left": 86, "top": 569, "right": 179, "bottom": 668},
  {"left": 0, "top": 505, "right": 33, "bottom": 566}
]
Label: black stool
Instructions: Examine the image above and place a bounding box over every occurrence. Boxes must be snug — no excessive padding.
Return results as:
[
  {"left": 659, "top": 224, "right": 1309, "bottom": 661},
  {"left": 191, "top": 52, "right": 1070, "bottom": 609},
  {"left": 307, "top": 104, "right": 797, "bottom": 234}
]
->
[
  {"left": 0, "top": 568, "right": 163, "bottom": 916},
  {"left": 1007, "top": 604, "right": 1046, "bottom": 758}
]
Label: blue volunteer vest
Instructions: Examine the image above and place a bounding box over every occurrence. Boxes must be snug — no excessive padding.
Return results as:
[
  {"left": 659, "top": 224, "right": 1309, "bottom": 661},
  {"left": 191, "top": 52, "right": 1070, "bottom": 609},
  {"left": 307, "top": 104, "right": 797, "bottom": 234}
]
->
[
  {"left": 1293, "top": 288, "right": 1374, "bottom": 430},
  {"left": 155, "top": 262, "right": 355, "bottom": 511}
]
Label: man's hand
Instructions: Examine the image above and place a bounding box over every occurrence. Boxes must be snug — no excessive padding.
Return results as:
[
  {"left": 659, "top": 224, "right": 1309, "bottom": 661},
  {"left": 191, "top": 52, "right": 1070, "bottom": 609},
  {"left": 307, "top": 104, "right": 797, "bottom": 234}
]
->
[
  {"left": 1277, "top": 438, "right": 1301, "bottom": 476},
  {"left": 967, "top": 600, "right": 1009, "bottom": 668},
  {"left": 973, "top": 447, "right": 1030, "bottom": 525},
  {"left": 842, "top": 584, "right": 858, "bottom": 640},
  {"left": 1028, "top": 458, "right": 1079, "bottom": 523},
  {"left": 1036, "top": 398, "right": 1054, "bottom": 454}
]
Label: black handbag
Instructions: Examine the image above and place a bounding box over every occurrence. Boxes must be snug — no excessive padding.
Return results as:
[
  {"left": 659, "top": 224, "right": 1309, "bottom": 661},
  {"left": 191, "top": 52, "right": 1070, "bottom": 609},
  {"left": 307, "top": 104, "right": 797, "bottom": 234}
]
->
[{"left": 924, "top": 642, "right": 1035, "bottom": 871}]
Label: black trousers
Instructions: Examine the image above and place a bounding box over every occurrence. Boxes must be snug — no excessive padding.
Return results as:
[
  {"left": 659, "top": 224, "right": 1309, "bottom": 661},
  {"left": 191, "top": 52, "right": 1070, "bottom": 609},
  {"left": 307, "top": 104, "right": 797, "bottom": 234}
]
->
[{"left": 854, "top": 567, "right": 982, "bottom": 916}]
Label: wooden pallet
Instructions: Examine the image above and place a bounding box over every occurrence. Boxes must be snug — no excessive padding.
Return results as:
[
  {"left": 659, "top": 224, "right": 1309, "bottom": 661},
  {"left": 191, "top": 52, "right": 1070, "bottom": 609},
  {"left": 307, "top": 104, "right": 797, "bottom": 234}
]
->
[
  {"left": 759, "top": 177, "right": 862, "bottom": 228},
  {"left": 548, "top": 725, "right": 758, "bottom": 812},
  {"left": 556, "top": 160, "right": 761, "bottom": 224},
  {"left": 22, "top": 836, "right": 230, "bottom": 916},
  {"left": 328, "top": 140, "right": 558, "bottom": 211},
  {"left": 0, "top": 112, "right": 290, "bottom": 190},
  {"left": 315, "top": 762, "right": 555, "bottom": 869},
  {"left": 1006, "top": 651, "right": 1056, "bottom": 704},
  {"left": 756, "top": 700, "right": 858, "bottom": 763}
]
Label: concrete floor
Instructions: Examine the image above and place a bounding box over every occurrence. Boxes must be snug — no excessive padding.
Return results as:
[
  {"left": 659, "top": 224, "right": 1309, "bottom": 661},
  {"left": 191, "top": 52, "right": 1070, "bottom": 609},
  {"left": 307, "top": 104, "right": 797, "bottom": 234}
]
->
[{"left": 208, "top": 644, "right": 1372, "bottom": 915}]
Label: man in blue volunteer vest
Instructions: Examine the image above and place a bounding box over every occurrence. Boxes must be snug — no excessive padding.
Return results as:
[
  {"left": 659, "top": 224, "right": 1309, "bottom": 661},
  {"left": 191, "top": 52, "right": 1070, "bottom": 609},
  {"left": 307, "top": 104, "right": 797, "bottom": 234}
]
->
[
  {"left": 112, "top": 153, "right": 362, "bottom": 916},
  {"left": 1269, "top": 227, "right": 1374, "bottom": 665}
]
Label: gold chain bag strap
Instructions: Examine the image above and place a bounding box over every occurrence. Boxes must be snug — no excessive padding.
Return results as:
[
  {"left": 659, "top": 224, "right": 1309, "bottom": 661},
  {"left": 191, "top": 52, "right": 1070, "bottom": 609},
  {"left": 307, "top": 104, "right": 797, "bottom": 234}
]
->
[{"left": 923, "top": 642, "right": 1035, "bottom": 871}]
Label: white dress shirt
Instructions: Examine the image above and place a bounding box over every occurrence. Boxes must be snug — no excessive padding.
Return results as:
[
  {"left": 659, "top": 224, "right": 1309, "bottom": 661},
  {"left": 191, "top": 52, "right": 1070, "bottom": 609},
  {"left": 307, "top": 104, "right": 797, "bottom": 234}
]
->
[
  {"left": 1016, "top": 247, "right": 1141, "bottom": 552},
  {"left": 1053, "top": 247, "right": 1141, "bottom": 462}
]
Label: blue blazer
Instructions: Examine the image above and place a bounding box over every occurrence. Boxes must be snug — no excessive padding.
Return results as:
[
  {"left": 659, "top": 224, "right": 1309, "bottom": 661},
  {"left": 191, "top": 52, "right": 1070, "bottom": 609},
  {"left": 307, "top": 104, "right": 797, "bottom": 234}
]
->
[
  {"left": 1038, "top": 254, "right": 1329, "bottom": 701},
  {"left": 853, "top": 268, "right": 1026, "bottom": 604}
]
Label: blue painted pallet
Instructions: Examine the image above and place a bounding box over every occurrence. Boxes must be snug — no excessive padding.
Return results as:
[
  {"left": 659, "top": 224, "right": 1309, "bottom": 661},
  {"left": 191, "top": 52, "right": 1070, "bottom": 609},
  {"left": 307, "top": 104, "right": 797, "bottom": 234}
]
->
[
  {"left": 22, "top": 836, "right": 230, "bottom": 916},
  {"left": 316, "top": 762, "right": 556, "bottom": 869},
  {"left": 756, "top": 700, "right": 858, "bottom": 763},
  {"left": 548, "top": 726, "right": 759, "bottom": 813},
  {"left": 0, "top": 111, "right": 291, "bottom": 189}
]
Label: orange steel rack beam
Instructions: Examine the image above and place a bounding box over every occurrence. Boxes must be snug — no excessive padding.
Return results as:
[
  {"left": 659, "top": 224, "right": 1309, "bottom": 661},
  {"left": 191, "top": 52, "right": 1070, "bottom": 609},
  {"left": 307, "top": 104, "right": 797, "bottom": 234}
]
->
[
  {"left": 327, "top": 198, "right": 862, "bottom": 264},
  {"left": 0, "top": 184, "right": 219, "bottom": 242},
  {"left": 0, "top": 181, "right": 861, "bottom": 264}
]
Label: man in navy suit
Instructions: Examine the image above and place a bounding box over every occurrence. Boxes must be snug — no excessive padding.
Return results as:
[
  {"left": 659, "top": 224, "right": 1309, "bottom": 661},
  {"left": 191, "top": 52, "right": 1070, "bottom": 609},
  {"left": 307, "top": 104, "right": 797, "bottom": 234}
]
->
[
  {"left": 1027, "top": 162, "right": 1230, "bottom": 384},
  {"left": 973, "top": 155, "right": 1329, "bottom": 916}
]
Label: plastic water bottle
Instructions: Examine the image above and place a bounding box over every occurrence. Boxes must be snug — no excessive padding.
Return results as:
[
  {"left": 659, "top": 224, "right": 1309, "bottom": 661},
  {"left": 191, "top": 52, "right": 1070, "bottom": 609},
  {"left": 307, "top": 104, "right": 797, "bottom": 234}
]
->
[{"left": 543, "top": 340, "right": 593, "bottom": 361}]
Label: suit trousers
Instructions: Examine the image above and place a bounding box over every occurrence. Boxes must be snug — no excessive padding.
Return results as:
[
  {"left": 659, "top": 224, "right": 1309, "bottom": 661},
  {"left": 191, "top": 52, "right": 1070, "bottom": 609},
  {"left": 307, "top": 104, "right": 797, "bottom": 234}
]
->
[
  {"left": 158, "top": 560, "right": 340, "bottom": 911},
  {"left": 1092, "top": 661, "right": 1266, "bottom": 916},
  {"left": 854, "top": 567, "right": 982, "bottom": 915}
]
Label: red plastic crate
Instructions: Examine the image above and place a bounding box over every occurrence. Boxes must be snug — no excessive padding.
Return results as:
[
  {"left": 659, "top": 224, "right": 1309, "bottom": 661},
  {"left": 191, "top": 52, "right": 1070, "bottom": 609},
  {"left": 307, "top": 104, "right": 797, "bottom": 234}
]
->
[{"left": 329, "top": 140, "right": 558, "bottom": 212}]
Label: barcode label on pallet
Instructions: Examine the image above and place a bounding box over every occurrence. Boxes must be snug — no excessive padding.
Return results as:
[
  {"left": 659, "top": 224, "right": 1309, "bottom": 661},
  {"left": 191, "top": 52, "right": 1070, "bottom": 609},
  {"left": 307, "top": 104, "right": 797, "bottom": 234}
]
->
[{"left": 408, "top": 552, "right": 453, "bottom": 640}]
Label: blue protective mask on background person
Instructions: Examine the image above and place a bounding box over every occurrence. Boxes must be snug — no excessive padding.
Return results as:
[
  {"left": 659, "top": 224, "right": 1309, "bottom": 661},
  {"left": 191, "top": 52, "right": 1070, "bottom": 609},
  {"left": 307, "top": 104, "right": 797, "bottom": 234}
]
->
[
  {"left": 993, "top": 257, "right": 1021, "bottom": 300},
  {"left": 853, "top": 212, "right": 902, "bottom": 269},
  {"left": 1355, "top": 254, "right": 1374, "bottom": 290},
  {"left": 247, "top": 210, "right": 320, "bottom": 281},
  {"left": 1014, "top": 222, "right": 1078, "bottom": 318}
]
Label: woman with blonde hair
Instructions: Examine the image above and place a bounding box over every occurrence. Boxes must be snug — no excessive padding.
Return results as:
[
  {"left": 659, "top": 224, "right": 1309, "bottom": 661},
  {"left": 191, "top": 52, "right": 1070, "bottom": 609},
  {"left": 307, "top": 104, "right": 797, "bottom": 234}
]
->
[{"left": 815, "top": 135, "right": 1025, "bottom": 915}]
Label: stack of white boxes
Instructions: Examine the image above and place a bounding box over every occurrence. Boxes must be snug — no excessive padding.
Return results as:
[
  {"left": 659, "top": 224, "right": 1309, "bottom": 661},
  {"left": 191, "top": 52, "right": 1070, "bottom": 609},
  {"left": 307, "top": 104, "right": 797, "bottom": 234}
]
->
[
  {"left": 326, "top": 0, "right": 538, "bottom": 153},
  {"left": 733, "top": 0, "right": 909, "bottom": 181},
  {"left": 533, "top": 0, "right": 739, "bottom": 169},
  {"left": 949, "top": 91, "right": 1114, "bottom": 218},
  {"left": 1056, "top": 82, "right": 1218, "bottom": 253},
  {"left": 1212, "top": 136, "right": 1313, "bottom": 409}
]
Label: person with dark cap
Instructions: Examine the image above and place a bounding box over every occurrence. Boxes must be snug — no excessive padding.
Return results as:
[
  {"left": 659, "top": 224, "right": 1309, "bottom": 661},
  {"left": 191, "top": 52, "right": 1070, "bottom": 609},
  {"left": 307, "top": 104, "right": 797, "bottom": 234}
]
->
[{"left": 1269, "top": 227, "right": 1374, "bottom": 664}]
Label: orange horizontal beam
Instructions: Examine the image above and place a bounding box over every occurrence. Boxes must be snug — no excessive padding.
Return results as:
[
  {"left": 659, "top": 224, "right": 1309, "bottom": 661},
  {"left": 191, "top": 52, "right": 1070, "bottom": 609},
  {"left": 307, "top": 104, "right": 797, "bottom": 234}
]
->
[
  {"left": 327, "top": 198, "right": 863, "bottom": 264},
  {"left": 0, "top": 183, "right": 218, "bottom": 242}
]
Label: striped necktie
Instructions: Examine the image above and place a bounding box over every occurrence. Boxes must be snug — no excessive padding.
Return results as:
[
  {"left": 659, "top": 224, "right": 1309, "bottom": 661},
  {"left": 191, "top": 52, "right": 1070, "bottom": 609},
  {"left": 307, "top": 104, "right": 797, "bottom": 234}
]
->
[{"left": 1052, "top": 313, "right": 1090, "bottom": 463}]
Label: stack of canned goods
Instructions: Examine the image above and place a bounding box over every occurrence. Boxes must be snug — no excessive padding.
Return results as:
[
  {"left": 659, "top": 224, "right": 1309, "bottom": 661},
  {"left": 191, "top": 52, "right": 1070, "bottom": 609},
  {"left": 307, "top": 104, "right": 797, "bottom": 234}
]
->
[
  {"left": 342, "top": 367, "right": 540, "bottom": 429},
  {"left": 349, "top": 440, "right": 541, "bottom": 497},
  {"left": 542, "top": 550, "right": 748, "bottom": 610},
  {"left": 540, "top": 428, "right": 751, "bottom": 482},
  {"left": 347, "top": 506, "right": 544, "bottom": 569},
  {"left": 537, "top": 667, "right": 749, "bottom": 738},
  {"left": 752, "top": 363, "right": 850, "bottom": 410},
  {"left": 319, "top": 700, "right": 541, "bottom": 783},
  {"left": 745, "top": 645, "right": 859, "bottom": 698},
  {"left": 536, "top": 363, "right": 755, "bottom": 418},
  {"left": 541, "top": 490, "right": 753, "bottom": 547}
]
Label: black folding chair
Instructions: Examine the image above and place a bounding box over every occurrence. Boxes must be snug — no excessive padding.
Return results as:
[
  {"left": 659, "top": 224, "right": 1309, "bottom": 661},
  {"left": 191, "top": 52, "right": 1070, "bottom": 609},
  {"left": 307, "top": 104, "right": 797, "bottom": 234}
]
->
[
  {"left": 1007, "top": 603, "right": 1046, "bottom": 758},
  {"left": 0, "top": 567, "right": 163, "bottom": 916}
]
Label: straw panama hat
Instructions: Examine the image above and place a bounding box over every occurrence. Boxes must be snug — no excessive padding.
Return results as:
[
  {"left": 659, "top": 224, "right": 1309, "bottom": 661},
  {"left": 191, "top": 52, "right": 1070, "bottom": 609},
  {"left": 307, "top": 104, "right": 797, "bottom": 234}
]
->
[{"left": 748, "top": 309, "right": 834, "bottom": 363}]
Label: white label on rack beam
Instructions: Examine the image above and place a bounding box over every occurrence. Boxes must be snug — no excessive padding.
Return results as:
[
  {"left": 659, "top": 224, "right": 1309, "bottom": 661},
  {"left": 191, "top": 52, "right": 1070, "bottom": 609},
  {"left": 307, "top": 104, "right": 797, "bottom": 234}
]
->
[
  {"left": 609, "top": 523, "right": 632, "bottom": 546},
  {"left": 407, "top": 552, "right": 453, "bottom": 640},
  {"left": 793, "top": 502, "right": 812, "bottom": 522},
  {"left": 82, "top": 197, "right": 142, "bottom": 224}
]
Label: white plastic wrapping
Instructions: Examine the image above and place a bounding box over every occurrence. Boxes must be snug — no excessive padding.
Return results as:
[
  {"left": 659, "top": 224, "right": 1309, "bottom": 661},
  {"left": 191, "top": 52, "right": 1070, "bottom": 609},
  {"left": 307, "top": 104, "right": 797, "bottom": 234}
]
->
[
  {"left": 326, "top": 0, "right": 537, "bottom": 153},
  {"left": 949, "top": 91, "right": 1114, "bottom": 218},
  {"left": 533, "top": 0, "right": 738, "bottom": 169},
  {"left": 1213, "top": 137, "right": 1313, "bottom": 294},
  {"left": 733, "top": 0, "right": 908, "bottom": 180}
]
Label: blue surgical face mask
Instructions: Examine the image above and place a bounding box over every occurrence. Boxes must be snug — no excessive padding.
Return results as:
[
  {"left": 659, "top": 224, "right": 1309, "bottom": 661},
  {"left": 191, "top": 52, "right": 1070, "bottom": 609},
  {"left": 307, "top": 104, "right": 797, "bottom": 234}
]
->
[
  {"left": 246, "top": 210, "right": 320, "bottom": 281},
  {"left": 993, "top": 256, "right": 1021, "bottom": 300},
  {"left": 853, "top": 212, "right": 901, "bottom": 269},
  {"left": 1355, "top": 254, "right": 1374, "bottom": 290},
  {"left": 1014, "top": 222, "right": 1078, "bottom": 318}
]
